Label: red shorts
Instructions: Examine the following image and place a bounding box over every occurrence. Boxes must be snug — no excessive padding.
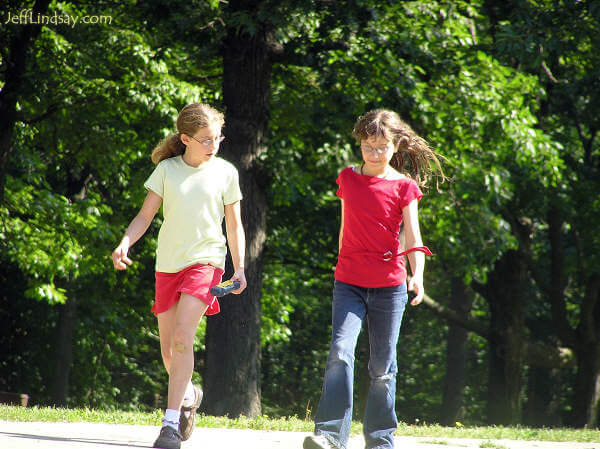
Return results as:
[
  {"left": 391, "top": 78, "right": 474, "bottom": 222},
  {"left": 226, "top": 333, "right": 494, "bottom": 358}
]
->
[{"left": 153, "top": 264, "right": 224, "bottom": 316}]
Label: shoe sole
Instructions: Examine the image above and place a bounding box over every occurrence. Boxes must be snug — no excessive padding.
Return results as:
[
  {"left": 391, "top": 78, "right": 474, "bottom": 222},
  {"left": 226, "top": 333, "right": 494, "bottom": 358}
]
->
[
  {"left": 303, "top": 435, "right": 332, "bottom": 449},
  {"left": 153, "top": 426, "right": 182, "bottom": 449},
  {"left": 179, "top": 386, "right": 203, "bottom": 441}
]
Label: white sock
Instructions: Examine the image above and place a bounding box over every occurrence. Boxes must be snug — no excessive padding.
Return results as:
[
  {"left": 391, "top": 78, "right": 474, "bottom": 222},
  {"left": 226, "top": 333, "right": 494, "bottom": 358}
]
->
[
  {"left": 163, "top": 408, "right": 180, "bottom": 430},
  {"left": 182, "top": 381, "right": 195, "bottom": 407}
]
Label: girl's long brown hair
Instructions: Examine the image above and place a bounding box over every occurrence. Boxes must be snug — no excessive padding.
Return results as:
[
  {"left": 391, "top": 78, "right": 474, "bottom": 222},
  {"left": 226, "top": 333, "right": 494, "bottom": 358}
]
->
[
  {"left": 151, "top": 103, "right": 225, "bottom": 164},
  {"left": 352, "top": 109, "right": 446, "bottom": 188}
]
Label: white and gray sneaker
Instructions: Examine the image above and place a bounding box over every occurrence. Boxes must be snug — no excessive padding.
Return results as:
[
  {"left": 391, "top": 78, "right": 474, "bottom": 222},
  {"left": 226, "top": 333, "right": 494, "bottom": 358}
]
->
[
  {"left": 179, "top": 385, "right": 203, "bottom": 441},
  {"left": 303, "top": 434, "right": 334, "bottom": 449}
]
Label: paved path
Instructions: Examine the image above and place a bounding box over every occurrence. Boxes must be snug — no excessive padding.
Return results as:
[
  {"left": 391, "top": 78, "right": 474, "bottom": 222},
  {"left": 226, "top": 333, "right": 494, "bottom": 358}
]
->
[{"left": 0, "top": 421, "right": 598, "bottom": 449}]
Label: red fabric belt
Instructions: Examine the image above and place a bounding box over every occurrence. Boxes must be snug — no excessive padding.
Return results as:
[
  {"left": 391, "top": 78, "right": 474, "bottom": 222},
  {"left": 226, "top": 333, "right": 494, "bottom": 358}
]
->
[{"left": 344, "top": 246, "right": 433, "bottom": 262}]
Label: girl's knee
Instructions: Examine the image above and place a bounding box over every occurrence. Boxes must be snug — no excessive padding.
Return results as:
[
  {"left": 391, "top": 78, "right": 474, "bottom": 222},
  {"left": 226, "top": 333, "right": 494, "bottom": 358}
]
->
[
  {"left": 171, "top": 326, "right": 194, "bottom": 354},
  {"left": 328, "top": 342, "right": 355, "bottom": 366},
  {"left": 368, "top": 361, "right": 397, "bottom": 380},
  {"left": 370, "top": 371, "right": 396, "bottom": 382}
]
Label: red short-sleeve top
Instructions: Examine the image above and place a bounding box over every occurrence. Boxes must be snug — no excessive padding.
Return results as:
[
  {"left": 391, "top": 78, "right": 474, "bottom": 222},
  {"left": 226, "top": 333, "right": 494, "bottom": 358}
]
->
[{"left": 334, "top": 166, "right": 432, "bottom": 288}]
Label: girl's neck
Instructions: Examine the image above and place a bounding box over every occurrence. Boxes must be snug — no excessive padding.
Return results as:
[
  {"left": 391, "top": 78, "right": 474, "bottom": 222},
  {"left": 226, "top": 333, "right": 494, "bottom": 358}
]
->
[
  {"left": 360, "top": 163, "right": 389, "bottom": 178},
  {"left": 182, "top": 150, "right": 207, "bottom": 168}
]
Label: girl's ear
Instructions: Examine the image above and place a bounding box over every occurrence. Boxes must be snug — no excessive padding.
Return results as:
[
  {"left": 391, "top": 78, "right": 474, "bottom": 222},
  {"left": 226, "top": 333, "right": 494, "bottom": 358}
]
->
[{"left": 180, "top": 133, "right": 190, "bottom": 145}]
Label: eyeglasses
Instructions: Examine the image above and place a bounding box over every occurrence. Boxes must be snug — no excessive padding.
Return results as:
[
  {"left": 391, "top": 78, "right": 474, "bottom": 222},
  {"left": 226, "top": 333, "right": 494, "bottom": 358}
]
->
[
  {"left": 189, "top": 135, "right": 225, "bottom": 146},
  {"left": 360, "top": 144, "right": 391, "bottom": 155}
]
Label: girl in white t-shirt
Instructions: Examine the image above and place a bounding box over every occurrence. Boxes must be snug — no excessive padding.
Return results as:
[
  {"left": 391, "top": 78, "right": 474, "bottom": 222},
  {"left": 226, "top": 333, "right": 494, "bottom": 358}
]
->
[{"left": 112, "top": 103, "right": 246, "bottom": 449}]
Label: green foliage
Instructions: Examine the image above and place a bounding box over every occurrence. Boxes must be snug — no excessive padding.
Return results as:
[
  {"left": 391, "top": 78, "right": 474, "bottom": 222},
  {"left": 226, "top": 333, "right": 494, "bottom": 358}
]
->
[{"left": 0, "top": 0, "right": 217, "bottom": 409}]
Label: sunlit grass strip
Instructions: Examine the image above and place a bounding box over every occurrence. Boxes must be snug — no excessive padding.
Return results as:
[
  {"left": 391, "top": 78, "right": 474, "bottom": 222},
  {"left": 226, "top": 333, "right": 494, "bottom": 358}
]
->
[
  {"left": 1, "top": 406, "right": 599, "bottom": 442},
  {"left": 0, "top": 405, "right": 163, "bottom": 425},
  {"left": 395, "top": 422, "right": 600, "bottom": 442},
  {"left": 0, "top": 406, "right": 313, "bottom": 431},
  {"left": 196, "top": 414, "right": 313, "bottom": 432}
]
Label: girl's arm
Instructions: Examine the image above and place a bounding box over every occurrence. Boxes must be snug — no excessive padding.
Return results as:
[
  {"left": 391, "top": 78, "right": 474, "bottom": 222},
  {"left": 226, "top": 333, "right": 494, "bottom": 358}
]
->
[
  {"left": 112, "top": 190, "right": 162, "bottom": 270},
  {"left": 402, "top": 198, "right": 425, "bottom": 306},
  {"left": 224, "top": 200, "right": 247, "bottom": 294},
  {"left": 339, "top": 199, "right": 345, "bottom": 252}
]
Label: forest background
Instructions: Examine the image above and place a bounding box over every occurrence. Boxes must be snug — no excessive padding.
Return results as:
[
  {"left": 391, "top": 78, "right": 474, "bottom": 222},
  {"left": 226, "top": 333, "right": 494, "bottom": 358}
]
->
[{"left": 1, "top": 0, "right": 599, "bottom": 430}]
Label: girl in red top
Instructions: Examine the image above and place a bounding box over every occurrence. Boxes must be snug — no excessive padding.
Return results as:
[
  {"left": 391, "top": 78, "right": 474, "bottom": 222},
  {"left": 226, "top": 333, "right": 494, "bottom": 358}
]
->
[{"left": 304, "top": 109, "right": 444, "bottom": 449}]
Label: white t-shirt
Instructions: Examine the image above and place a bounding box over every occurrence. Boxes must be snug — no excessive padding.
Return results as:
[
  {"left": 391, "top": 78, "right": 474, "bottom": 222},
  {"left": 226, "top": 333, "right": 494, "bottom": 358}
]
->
[{"left": 144, "top": 155, "right": 242, "bottom": 272}]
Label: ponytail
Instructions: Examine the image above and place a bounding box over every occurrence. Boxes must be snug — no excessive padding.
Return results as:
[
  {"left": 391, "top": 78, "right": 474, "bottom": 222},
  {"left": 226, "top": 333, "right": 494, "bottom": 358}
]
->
[
  {"left": 151, "top": 133, "right": 185, "bottom": 164},
  {"left": 389, "top": 132, "right": 444, "bottom": 189}
]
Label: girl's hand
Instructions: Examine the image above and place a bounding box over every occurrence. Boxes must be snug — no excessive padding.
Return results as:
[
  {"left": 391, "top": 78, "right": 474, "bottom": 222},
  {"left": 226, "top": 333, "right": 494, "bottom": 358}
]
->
[
  {"left": 408, "top": 275, "right": 424, "bottom": 306},
  {"left": 230, "top": 268, "right": 247, "bottom": 294},
  {"left": 112, "top": 241, "right": 133, "bottom": 270}
]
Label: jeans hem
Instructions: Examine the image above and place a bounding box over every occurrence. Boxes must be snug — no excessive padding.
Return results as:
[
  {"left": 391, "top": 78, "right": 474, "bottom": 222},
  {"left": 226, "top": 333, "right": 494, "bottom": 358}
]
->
[{"left": 314, "top": 431, "right": 344, "bottom": 449}]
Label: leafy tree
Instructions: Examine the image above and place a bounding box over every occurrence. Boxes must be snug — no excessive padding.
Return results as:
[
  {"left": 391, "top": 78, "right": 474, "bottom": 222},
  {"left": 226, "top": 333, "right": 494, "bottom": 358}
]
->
[
  {"left": 482, "top": 0, "right": 600, "bottom": 426},
  {"left": 0, "top": 0, "right": 52, "bottom": 200},
  {"left": 0, "top": 0, "right": 213, "bottom": 407}
]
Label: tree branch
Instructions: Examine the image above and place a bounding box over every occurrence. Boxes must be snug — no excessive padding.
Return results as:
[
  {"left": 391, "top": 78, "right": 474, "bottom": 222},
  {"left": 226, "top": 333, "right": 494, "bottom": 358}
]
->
[
  {"left": 269, "top": 37, "right": 350, "bottom": 65},
  {"left": 538, "top": 45, "right": 565, "bottom": 85},
  {"left": 541, "top": 60, "right": 560, "bottom": 84},
  {"left": 16, "top": 103, "right": 60, "bottom": 125},
  {"left": 423, "top": 292, "right": 575, "bottom": 369},
  {"left": 523, "top": 340, "right": 575, "bottom": 369},
  {"left": 422, "top": 293, "right": 490, "bottom": 339},
  {"left": 16, "top": 96, "right": 100, "bottom": 125}
]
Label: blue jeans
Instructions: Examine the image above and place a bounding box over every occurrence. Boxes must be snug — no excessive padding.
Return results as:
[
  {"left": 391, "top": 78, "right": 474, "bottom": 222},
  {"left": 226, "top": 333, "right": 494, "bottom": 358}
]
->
[{"left": 313, "top": 281, "right": 408, "bottom": 449}]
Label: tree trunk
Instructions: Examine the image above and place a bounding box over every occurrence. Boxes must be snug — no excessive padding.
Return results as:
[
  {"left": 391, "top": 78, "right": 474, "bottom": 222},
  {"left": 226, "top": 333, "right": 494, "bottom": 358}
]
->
[
  {"left": 572, "top": 343, "right": 600, "bottom": 428},
  {"left": 524, "top": 366, "right": 562, "bottom": 427},
  {"left": 440, "top": 276, "right": 472, "bottom": 426},
  {"left": 475, "top": 250, "right": 527, "bottom": 425},
  {"left": 50, "top": 296, "right": 77, "bottom": 406},
  {"left": 0, "top": 0, "right": 51, "bottom": 201},
  {"left": 571, "top": 275, "right": 600, "bottom": 427},
  {"left": 201, "top": 1, "right": 272, "bottom": 417}
]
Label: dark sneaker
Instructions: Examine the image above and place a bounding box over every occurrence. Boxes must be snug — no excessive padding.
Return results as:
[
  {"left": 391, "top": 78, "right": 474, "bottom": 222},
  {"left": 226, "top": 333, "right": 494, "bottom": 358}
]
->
[
  {"left": 153, "top": 426, "right": 182, "bottom": 449},
  {"left": 179, "top": 385, "right": 203, "bottom": 441},
  {"left": 303, "top": 434, "right": 334, "bottom": 449}
]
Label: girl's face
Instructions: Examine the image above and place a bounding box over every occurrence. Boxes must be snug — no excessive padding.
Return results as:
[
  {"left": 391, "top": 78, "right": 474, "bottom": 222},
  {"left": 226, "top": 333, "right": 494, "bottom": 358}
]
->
[
  {"left": 360, "top": 135, "right": 396, "bottom": 169},
  {"left": 183, "top": 123, "right": 224, "bottom": 162}
]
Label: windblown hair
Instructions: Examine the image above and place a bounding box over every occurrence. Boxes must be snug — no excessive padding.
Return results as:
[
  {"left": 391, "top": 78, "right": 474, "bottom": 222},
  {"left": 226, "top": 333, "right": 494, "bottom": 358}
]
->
[
  {"left": 352, "top": 109, "right": 446, "bottom": 188},
  {"left": 151, "top": 103, "right": 225, "bottom": 164}
]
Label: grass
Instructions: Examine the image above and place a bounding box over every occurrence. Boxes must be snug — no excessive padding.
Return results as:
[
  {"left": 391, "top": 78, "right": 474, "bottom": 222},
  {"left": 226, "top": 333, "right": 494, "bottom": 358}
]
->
[
  {"left": 395, "top": 422, "right": 600, "bottom": 442},
  {"left": 479, "top": 442, "right": 509, "bottom": 449},
  {"left": 1, "top": 405, "right": 599, "bottom": 443}
]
